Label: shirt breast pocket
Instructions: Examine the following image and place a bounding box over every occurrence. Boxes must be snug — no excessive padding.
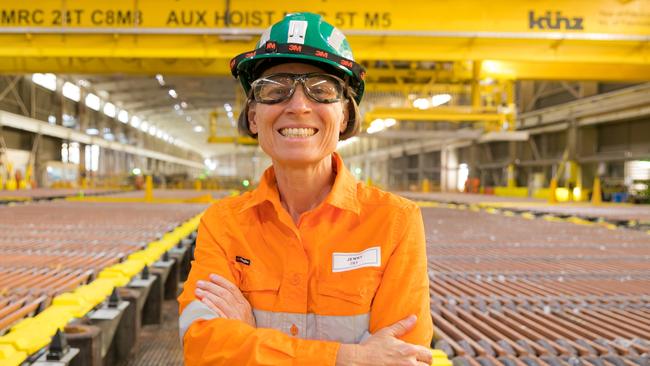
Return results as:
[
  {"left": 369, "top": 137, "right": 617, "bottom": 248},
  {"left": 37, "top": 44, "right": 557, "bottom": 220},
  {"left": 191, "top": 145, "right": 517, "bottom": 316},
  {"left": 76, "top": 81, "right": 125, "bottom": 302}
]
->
[
  {"left": 239, "top": 267, "right": 281, "bottom": 310},
  {"left": 318, "top": 268, "right": 383, "bottom": 312}
]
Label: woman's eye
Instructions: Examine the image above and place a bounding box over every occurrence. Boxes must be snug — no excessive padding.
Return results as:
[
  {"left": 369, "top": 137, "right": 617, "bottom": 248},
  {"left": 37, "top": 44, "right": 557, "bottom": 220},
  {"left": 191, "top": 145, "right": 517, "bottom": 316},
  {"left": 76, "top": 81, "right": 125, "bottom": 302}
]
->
[
  {"left": 312, "top": 86, "right": 335, "bottom": 98},
  {"left": 263, "top": 86, "right": 289, "bottom": 98}
]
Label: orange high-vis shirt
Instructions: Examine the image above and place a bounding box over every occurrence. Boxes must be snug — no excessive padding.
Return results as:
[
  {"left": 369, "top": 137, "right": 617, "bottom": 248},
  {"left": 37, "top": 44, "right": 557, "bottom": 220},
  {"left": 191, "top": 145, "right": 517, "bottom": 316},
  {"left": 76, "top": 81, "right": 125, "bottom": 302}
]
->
[{"left": 178, "top": 153, "right": 432, "bottom": 365}]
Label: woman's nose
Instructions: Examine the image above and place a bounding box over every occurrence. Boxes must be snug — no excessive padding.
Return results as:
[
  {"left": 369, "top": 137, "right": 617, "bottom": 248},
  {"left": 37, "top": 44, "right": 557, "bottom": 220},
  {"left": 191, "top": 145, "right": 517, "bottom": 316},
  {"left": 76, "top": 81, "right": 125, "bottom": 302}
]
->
[{"left": 285, "top": 84, "right": 312, "bottom": 114}]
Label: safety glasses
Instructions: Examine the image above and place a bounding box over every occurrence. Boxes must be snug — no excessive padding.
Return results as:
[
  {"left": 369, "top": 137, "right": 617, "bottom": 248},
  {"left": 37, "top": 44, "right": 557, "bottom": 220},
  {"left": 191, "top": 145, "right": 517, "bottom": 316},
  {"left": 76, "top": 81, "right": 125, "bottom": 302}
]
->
[{"left": 251, "top": 73, "right": 346, "bottom": 104}]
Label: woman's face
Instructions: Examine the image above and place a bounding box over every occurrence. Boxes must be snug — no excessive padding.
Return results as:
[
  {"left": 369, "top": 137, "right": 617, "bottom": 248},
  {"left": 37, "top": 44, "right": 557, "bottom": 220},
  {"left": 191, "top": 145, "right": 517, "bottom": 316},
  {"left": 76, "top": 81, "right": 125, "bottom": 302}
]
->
[{"left": 248, "top": 63, "right": 348, "bottom": 167}]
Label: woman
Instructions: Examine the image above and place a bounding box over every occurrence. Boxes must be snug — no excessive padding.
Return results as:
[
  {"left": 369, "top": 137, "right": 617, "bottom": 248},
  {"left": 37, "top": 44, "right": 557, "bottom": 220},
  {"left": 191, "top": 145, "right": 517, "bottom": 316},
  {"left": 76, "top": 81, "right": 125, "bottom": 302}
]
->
[{"left": 178, "top": 12, "right": 433, "bottom": 365}]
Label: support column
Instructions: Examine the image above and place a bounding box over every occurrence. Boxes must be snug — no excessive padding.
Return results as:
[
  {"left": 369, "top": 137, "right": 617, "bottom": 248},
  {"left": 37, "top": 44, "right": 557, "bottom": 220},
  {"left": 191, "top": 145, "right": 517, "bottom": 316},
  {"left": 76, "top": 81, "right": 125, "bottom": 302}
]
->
[
  {"left": 441, "top": 146, "right": 458, "bottom": 192},
  {"left": 507, "top": 141, "right": 517, "bottom": 187},
  {"left": 566, "top": 118, "right": 580, "bottom": 200},
  {"left": 471, "top": 61, "right": 482, "bottom": 109}
]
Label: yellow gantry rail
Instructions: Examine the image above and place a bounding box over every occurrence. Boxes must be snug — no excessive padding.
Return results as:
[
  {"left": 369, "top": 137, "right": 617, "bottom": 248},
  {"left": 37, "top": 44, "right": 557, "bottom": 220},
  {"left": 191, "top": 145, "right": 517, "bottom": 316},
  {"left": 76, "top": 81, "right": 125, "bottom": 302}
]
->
[{"left": 0, "top": 0, "right": 648, "bottom": 80}]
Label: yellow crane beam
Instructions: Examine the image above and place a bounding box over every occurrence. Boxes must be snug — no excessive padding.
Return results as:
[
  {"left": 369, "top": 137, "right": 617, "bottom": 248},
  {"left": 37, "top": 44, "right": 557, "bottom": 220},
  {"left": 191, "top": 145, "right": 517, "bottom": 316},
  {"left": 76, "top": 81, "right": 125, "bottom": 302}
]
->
[
  {"left": 365, "top": 106, "right": 508, "bottom": 123},
  {"left": 206, "top": 136, "right": 258, "bottom": 145},
  {"left": 0, "top": 0, "right": 648, "bottom": 80}
]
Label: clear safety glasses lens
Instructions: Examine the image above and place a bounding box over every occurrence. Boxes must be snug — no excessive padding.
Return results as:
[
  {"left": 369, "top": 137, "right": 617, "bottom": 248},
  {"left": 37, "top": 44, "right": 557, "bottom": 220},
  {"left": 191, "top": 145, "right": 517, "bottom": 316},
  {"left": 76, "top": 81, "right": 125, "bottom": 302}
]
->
[{"left": 252, "top": 73, "right": 345, "bottom": 104}]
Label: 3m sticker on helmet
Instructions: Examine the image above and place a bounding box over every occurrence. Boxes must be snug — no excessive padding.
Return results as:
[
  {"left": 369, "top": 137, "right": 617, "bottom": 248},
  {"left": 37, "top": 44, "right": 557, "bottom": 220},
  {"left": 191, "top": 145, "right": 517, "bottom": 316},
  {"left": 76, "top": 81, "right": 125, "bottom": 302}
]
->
[
  {"left": 327, "top": 28, "right": 346, "bottom": 56},
  {"left": 288, "top": 20, "right": 308, "bottom": 44}
]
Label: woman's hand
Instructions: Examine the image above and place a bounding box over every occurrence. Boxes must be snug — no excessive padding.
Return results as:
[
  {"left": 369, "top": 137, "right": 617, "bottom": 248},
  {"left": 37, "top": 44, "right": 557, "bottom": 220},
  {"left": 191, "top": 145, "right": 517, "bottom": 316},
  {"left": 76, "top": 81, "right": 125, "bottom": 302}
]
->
[
  {"left": 194, "top": 273, "right": 256, "bottom": 328},
  {"left": 336, "top": 315, "right": 432, "bottom": 366}
]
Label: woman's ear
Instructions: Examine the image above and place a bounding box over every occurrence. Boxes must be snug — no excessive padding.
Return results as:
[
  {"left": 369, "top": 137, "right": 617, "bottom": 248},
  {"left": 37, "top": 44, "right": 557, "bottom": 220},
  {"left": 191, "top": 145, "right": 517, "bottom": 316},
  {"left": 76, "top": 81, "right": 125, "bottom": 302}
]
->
[
  {"left": 340, "top": 100, "right": 349, "bottom": 134},
  {"left": 248, "top": 102, "right": 258, "bottom": 134}
]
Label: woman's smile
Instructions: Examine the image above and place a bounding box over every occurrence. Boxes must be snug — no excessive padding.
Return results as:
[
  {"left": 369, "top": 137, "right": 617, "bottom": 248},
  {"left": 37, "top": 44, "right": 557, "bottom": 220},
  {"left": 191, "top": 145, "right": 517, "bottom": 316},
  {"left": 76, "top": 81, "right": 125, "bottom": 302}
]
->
[{"left": 277, "top": 127, "right": 319, "bottom": 138}]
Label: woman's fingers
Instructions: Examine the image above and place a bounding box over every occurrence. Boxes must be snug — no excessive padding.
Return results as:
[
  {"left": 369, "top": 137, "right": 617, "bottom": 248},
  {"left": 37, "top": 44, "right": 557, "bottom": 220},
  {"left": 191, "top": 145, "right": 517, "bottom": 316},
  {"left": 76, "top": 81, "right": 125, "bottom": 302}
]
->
[
  {"left": 195, "top": 276, "right": 255, "bottom": 326},
  {"left": 195, "top": 282, "right": 238, "bottom": 317},
  {"left": 208, "top": 274, "right": 239, "bottom": 293},
  {"left": 375, "top": 314, "right": 417, "bottom": 338},
  {"left": 414, "top": 345, "right": 433, "bottom": 364},
  {"left": 208, "top": 274, "right": 249, "bottom": 305},
  {"left": 196, "top": 289, "right": 227, "bottom": 317},
  {"left": 197, "top": 280, "right": 235, "bottom": 302}
]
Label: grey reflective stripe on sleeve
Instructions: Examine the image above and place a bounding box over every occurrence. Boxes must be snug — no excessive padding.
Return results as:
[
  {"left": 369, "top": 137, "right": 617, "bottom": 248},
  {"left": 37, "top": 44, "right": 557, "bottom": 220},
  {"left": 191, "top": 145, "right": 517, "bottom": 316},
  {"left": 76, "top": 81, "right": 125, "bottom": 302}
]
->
[
  {"left": 253, "top": 309, "right": 370, "bottom": 343},
  {"left": 178, "top": 300, "right": 220, "bottom": 345},
  {"left": 358, "top": 330, "right": 371, "bottom": 343}
]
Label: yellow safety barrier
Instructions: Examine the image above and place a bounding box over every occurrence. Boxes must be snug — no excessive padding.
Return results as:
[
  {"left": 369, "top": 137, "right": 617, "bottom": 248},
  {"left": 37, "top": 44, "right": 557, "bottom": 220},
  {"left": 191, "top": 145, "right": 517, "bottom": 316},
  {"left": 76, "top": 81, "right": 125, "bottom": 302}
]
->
[
  {"left": 0, "top": 209, "right": 205, "bottom": 362},
  {"left": 51, "top": 293, "right": 95, "bottom": 318},
  {"left": 548, "top": 178, "right": 558, "bottom": 203},
  {"left": 591, "top": 177, "right": 602, "bottom": 205},
  {"left": 145, "top": 175, "right": 154, "bottom": 201},
  {"left": 599, "top": 222, "right": 618, "bottom": 230},
  {"left": 422, "top": 179, "right": 431, "bottom": 193},
  {"left": 542, "top": 214, "right": 564, "bottom": 222},
  {"left": 12, "top": 306, "right": 74, "bottom": 332},
  {"left": 128, "top": 247, "right": 165, "bottom": 266},
  {"left": 567, "top": 216, "right": 594, "bottom": 226},
  {"left": 74, "top": 279, "right": 116, "bottom": 307},
  {"left": 521, "top": 212, "right": 536, "bottom": 220},
  {"left": 431, "top": 349, "right": 452, "bottom": 366},
  {"left": 99, "top": 259, "right": 147, "bottom": 284},
  {"left": 0, "top": 344, "right": 27, "bottom": 366},
  {"left": 0, "top": 325, "right": 51, "bottom": 355},
  {"left": 494, "top": 186, "right": 529, "bottom": 198},
  {"left": 5, "top": 178, "right": 17, "bottom": 191}
]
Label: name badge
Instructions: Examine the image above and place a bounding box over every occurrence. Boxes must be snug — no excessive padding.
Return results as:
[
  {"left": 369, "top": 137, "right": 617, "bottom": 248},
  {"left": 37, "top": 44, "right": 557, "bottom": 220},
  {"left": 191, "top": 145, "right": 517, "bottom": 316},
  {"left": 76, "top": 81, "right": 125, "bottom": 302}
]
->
[{"left": 332, "top": 247, "right": 381, "bottom": 273}]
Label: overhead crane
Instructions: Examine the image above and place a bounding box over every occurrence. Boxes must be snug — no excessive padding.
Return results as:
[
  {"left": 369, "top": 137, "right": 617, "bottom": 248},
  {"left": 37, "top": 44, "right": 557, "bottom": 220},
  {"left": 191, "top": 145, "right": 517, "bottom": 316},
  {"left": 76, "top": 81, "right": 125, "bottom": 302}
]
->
[
  {"left": 0, "top": 0, "right": 648, "bottom": 145},
  {"left": 0, "top": 0, "right": 647, "bottom": 79}
]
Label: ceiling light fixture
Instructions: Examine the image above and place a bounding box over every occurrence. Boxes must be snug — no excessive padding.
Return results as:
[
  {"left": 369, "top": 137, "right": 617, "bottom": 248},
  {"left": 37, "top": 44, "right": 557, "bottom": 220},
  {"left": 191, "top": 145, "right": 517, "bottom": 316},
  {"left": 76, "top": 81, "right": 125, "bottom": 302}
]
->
[
  {"left": 104, "top": 102, "right": 116, "bottom": 118},
  {"left": 413, "top": 98, "right": 431, "bottom": 110},
  {"left": 431, "top": 94, "right": 452, "bottom": 107},
  {"left": 62, "top": 82, "right": 81, "bottom": 102},
  {"left": 85, "top": 93, "right": 100, "bottom": 111},
  {"left": 31, "top": 73, "right": 57, "bottom": 91},
  {"left": 156, "top": 74, "right": 165, "bottom": 86}
]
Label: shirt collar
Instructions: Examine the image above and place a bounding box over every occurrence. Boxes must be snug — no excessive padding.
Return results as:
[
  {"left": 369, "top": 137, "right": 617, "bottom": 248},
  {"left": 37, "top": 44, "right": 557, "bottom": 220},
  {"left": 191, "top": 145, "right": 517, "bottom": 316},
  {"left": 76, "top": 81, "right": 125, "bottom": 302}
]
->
[
  {"left": 324, "top": 152, "right": 361, "bottom": 215},
  {"left": 238, "top": 152, "right": 360, "bottom": 215}
]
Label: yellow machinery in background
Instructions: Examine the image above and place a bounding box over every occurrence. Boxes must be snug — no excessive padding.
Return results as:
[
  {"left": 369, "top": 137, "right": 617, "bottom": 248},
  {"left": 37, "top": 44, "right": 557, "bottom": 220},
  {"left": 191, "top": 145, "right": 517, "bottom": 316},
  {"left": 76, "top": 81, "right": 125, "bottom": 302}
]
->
[{"left": 207, "top": 110, "right": 257, "bottom": 145}]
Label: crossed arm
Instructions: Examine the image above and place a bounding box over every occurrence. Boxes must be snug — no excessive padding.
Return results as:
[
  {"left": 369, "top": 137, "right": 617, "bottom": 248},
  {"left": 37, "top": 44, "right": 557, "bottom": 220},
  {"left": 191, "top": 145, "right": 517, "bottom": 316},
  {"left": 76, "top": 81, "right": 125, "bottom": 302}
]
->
[{"left": 195, "top": 273, "right": 433, "bottom": 366}]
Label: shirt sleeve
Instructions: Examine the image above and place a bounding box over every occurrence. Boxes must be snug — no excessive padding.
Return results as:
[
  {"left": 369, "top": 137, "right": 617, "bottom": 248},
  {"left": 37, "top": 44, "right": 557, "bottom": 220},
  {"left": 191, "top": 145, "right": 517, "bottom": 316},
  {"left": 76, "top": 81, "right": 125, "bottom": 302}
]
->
[
  {"left": 368, "top": 204, "right": 434, "bottom": 346},
  {"left": 178, "top": 209, "right": 341, "bottom": 366}
]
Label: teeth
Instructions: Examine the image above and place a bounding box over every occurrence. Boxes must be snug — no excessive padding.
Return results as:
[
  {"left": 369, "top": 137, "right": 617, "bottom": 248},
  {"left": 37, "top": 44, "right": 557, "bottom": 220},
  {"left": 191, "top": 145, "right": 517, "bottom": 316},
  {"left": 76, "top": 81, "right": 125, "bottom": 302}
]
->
[{"left": 279, "top": 128, "right": 316, "bottom": 138}]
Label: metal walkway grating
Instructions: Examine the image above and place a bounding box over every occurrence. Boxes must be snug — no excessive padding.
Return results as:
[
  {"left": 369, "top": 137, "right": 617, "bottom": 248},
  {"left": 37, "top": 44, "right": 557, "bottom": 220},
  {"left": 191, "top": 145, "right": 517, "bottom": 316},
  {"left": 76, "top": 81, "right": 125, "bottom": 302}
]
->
[{"left": 121, "top": 299, "right": 184, "bottom": 366}]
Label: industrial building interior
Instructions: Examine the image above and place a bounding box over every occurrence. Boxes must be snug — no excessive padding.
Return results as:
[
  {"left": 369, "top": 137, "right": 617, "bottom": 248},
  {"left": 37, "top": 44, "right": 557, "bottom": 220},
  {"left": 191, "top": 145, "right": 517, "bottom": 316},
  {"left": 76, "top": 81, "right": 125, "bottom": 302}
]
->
[{"left": 0, "top": 1, "right": 649, "bottom": 366}]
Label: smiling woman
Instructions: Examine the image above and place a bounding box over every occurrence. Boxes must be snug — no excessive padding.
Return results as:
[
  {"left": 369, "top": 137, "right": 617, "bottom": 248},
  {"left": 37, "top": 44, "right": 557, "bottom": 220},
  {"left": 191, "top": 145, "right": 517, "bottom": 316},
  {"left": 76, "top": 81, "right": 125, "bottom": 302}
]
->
[
  {"left": 178, "top": 12, "right": 433, "bottom": 366},
  {"left": 248, "top": 63, "right": 349, "bottom": 170}
]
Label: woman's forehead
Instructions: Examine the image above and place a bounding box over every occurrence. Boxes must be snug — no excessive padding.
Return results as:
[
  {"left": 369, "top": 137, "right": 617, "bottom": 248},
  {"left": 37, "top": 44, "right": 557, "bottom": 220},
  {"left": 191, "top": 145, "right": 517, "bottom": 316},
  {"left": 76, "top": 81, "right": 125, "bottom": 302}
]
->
[{"left": 262, "top": 62, "right": 326, "bottom": 76}]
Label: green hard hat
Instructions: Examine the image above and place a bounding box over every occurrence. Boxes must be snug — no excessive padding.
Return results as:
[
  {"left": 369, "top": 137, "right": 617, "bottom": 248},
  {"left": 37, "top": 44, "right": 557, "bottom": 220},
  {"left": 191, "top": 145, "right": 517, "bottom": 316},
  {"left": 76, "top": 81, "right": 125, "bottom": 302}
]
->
[{"left": 230, "top": 12, "right": 366, "bottom": 104}]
